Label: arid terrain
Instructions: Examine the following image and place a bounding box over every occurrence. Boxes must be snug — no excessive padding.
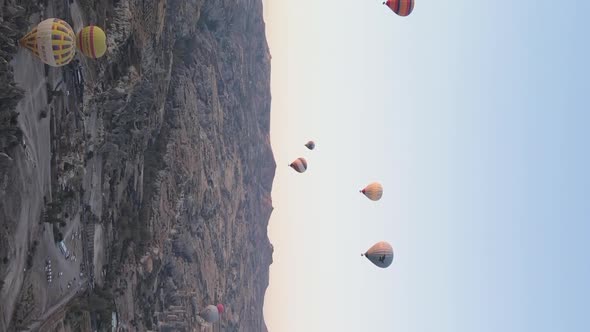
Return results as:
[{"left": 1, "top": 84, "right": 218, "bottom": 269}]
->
[{"left": 0, "top": 0, "right": 275, "bottom": 331}]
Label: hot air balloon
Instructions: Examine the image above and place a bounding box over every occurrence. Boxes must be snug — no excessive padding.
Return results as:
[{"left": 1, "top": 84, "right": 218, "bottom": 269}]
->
[
  {"left": 362, "top": 241, "right": 394, "bottom": 268},
  {"left": 360, "top": 182, "right": 383, "bottom": 201},
  {"left": 289, "top": 157, "right": 307, "bottom": 173},
  {"left": 199, "top": 304, "right": 224, "bottom": 323},
  {"left": 19, "top": 18, "right": 77, "bottom": 67},
  {"left": 383, "top": 0, "right": 415, "bottom": 17},
  {"left": 304, "top": 141, "right": 315, "bottom": 150},
  {"left": 76, "top": 26, "right": 107, "bottom": 59}
]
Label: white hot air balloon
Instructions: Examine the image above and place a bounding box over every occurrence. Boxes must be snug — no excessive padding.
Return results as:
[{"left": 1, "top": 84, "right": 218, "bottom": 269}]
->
[{"left": 19, "top": 18, "right": 77, "bottom": 67}]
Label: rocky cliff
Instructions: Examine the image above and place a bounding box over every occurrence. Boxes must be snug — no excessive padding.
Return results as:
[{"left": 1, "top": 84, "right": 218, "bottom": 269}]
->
[{"left": 84, "top": 0, "right": 276, "bottom": 330}]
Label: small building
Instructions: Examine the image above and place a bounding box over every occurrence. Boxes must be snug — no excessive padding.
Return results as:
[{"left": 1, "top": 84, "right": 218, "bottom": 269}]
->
[
  {"left": 111, "top": 311, "right": 118, "bottom": 332},
  {"left": 58, "top": 241, "right": 70, "bottom": 259}
]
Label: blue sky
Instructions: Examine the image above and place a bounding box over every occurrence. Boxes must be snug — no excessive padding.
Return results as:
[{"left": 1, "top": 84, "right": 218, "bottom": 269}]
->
[{"left": 262, "top": 1, "right": 590, "bottom": 331}]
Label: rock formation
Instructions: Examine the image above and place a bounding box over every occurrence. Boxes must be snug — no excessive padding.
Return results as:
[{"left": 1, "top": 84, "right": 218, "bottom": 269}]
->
[
  {"left": 80, "top": 0, "right": 275, "bottom": 330},
  {"left": 0, "top": 0, "right": 275, "bottom": 330}
]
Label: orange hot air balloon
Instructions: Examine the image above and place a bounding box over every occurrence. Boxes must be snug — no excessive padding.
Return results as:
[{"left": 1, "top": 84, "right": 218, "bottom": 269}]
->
[
  {"left": 19, "top": 18, "right": 77, "bottom": 67},
  {"left": 384, "top": 0, "right": 415, "bottom": 17},
  {"left": 289, "top": 157, "right": 308, "bottom": 173},
  {"left": 360, "top": 182, "right": 383, "bottom": 201},
  {"left": 362, "top": 241, "right": 394, "bottom": 268},
  {"left": 304, "top": 141, "right": 315, "bottom": 150}
]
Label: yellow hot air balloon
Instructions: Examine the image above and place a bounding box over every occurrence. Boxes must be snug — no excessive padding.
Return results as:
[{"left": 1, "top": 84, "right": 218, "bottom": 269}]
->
[
  {"left": 289, "top": 157, "right": 308, "bottom": 173},
  {"left": 19, "top": 18, "right": 77, "bottom": 67},
  {"left": 76, "top": 26, "right": 107, "bottom": 59},
  {"left": 360, "top": 182, "right": 383, "bottom": 201},
  {"left": 362, "top": 241, "right": 394, "bottom": 268}
]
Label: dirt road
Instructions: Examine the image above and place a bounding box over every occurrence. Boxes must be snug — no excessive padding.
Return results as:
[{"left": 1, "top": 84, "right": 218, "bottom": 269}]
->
[{"left": 22, "top": 278, "right": 86, "bottom": 332}]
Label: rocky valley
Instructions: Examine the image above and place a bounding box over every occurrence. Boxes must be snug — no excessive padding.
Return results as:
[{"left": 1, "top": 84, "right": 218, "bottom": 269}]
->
[{"left": 0, "top": 0, "right": 275, "bottom": 331}]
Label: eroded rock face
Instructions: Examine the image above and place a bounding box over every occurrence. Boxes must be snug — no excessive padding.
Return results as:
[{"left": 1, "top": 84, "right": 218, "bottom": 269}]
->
[
  {"left": 85, "top": 0, "right": 274, "bottom": 330},
  {"left": 0, "top": 2, "right": 26, "bottom": 155}
]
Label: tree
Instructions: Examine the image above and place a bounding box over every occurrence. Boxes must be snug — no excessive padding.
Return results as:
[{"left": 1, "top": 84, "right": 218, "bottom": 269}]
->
[{"left": 26, "top": 254, "right": 33, "bottom": 269}]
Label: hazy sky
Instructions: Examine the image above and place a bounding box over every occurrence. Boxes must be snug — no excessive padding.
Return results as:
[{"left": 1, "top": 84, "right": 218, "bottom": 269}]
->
[{"left": 262, "top": 1, "right": 590, "bottom": 331}]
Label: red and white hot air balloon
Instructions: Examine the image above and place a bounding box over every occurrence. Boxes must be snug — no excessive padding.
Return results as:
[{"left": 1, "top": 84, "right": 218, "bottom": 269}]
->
[{"left": 200, "top": 304, "right": 224, "bottom": 323}]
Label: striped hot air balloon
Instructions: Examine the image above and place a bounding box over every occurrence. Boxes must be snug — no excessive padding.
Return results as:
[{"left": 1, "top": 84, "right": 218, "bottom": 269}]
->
[
  {"left": 362, "top": 241, "right": 394, "bottom": 268},
  {"left": 360, "top": 182, "right": 383, "bottom": 201},
  {"left": 304, "top": 141, "right": 315, "bottom": 150},
  {"left": 76, "top": 26, "right": 107, "bottom": 59},
  {"left": 384, "top": 0, "right": 415, "bottom": 17},
  {"left": 289, "top": 157, "right": 308, "bottom": 173},
  {"left": 19, "top": 18, "right": 77, "bottom": 67}
]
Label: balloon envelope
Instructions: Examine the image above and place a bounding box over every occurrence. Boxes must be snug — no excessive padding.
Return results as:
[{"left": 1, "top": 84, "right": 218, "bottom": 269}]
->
[
  {"left": 362, "top": 241, "right": 394, "bottom": 268},
  {"left": 289, "top": 157, "right": 308, "bottom": 173},
  {"left": 20, "top": 18, "right": 76, "bottom": 67},
  {"left": 360, "top": 182, "right": 383, "bottom": 201},
  {"left": 200, "top": 304, "right": 222, "bottom": 323},
  {"left": 76, "top": 26, "right": 107, "bottom": 59},
  {"left": 385, "top": 0, "right": 415, "bottom": 17},
  {"left": 305, "top": 141, "right": 315, "bottom": 150}
]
